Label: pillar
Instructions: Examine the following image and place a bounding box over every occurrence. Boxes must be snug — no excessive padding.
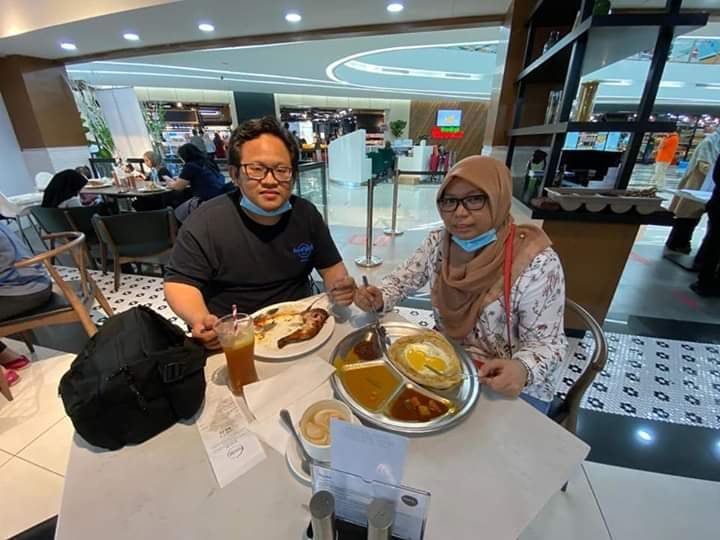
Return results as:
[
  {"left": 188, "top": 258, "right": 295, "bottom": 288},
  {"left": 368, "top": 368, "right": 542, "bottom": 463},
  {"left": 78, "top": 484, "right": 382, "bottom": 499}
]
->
[{"left": 0, "top": 55, "right": 90, "bottom": 187}]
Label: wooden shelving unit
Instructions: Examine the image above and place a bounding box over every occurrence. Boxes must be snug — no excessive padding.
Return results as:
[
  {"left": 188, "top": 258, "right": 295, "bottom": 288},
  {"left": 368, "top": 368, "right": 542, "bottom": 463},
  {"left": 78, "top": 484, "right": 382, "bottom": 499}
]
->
[{"left": 506, "top": 0, "right": 709, "bottom": 195}]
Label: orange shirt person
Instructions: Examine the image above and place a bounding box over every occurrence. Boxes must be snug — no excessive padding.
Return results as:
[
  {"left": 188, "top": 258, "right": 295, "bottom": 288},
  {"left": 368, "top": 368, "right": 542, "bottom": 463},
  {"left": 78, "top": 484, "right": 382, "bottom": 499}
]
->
[
  {"left": 656, "top": 132, "right": 679, "bottom": 164},
  {"left": 651, "top": 131, "right": 679, "bottom": 189}
]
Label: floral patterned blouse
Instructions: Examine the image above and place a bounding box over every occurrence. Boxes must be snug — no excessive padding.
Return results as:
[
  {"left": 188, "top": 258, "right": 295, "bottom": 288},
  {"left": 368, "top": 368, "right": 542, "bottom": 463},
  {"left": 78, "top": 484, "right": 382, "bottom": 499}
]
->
[{"left": 379, "top": 229, "right": 566, "bottom": 402}]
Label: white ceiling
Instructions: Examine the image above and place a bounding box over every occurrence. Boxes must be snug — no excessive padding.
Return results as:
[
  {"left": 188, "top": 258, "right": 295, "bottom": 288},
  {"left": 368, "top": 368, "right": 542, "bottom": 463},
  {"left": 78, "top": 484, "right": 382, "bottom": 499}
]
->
[
  {"left": 2, "top": 0, "right": 715, "bottom": 61},
  {"left": 0, "top": 0, "right": 510, "bottom": 60},
  {"left": 67, "top": 27, "right": 501, "bottom": 101}
]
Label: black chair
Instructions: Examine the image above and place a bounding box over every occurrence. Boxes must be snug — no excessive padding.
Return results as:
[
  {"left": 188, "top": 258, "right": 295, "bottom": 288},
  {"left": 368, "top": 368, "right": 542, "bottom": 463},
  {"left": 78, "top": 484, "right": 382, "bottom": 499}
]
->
[
  {"left": 29, "top": 205, "right": 108, "bottom": 267},
  {"left": 92, "top": 208, "right": 177, "bottom": 291}
]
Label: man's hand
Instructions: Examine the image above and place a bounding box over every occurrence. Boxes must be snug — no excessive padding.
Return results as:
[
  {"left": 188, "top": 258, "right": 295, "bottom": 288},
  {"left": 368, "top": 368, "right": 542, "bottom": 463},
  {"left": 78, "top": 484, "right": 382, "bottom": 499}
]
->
[
  {"left": 354, "top": 285, "right": 384, "bottom": 313},
  {"left": 191, "top": 314, "right": 221, "bottom": 350},
  {"left": 328, "top": 276, "right": 356, "bottom": 306},
  {"left": 478, "top": 358, "right": 529, "bottom": 397}
]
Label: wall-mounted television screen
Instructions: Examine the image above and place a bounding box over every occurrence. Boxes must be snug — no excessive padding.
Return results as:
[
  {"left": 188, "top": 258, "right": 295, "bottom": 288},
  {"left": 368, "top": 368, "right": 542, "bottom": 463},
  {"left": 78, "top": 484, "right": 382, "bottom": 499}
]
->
[{"left": 436, "top": 109, "right": 463, "bottom": 127}]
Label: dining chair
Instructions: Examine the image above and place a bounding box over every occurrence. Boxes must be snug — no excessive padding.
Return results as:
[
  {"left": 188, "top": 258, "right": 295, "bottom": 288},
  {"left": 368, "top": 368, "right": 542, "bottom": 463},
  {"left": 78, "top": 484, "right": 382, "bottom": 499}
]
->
[
  {"left": 0, "top": 191, "right": 43, "bottom": 252},
  {"left": 549, "top": 298, "right": 608, "bottom": 492},
  {"left": 0, "top": 232, "right": 113, "bottom": 347},
  {"left": 92, "top": 208, "right": 177, "bottom": 291},
  {"left": 35, "top": 171, "right": 53, "bottom": 191},
  {"left": 550, "top": 299, "right": 609, "bottom": 435},
  {"left": 29, "top": 205, "right": 111, "bottom": 268}
]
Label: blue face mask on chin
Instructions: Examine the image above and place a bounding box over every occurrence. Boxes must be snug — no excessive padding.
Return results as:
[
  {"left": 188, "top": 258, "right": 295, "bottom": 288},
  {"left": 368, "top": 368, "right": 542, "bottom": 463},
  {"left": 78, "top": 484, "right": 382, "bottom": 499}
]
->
[
  {"left": 239, "top": 194, "right": 292, "bottom": 217},
  {"left": 452, "top": 228, "right": 497, "bottom": 252}
]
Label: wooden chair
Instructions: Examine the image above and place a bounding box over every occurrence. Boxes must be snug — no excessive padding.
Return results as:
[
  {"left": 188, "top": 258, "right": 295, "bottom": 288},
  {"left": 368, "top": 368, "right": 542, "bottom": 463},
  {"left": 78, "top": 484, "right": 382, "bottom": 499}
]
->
[
  {"left": 549, "top": 299, "right": 608, "bottom": 492},
  {"left": 550, "top": 299, "right": 609, "bottom": 436},
  {"left": 0, "top": 232, "right": 113, "bottom": 346},
  {"left": 92, "top": 208, "right": 177, "bottom": 291}
]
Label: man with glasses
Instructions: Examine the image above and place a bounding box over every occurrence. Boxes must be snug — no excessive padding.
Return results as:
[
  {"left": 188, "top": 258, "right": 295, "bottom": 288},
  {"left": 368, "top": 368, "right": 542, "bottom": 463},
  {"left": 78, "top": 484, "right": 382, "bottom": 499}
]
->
[{"left": 165, "top": 117, "right": 355, "bottom": 349}]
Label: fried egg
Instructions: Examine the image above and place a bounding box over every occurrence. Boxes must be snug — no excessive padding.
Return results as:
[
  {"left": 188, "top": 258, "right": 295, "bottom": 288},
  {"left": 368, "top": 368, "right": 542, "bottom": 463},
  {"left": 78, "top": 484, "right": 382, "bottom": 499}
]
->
[{"left": 403, "top": 343, "right": 450, "bottom": 374}]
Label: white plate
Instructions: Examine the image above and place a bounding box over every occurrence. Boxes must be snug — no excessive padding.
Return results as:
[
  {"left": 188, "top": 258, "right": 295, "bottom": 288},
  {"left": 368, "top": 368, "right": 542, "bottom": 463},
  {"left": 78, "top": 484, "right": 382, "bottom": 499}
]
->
[{"left": 251, "top": 296, "right": 335, "bottom": 360}]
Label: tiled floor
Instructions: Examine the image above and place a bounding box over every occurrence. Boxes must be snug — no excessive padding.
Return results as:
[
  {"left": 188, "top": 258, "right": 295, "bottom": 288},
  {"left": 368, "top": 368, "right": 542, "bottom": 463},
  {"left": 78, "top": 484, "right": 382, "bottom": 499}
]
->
[{"left": 0, "top": 340, "right": 75, "bottom": 539}]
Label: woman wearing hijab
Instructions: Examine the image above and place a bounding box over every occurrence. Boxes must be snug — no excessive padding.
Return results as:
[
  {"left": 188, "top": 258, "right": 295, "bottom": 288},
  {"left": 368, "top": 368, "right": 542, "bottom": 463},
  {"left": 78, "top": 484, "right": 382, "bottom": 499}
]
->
[
  {"left": 41, "top": 169, "right": 88, "bottom": 208},
  {"left": 168, "top": 143, "right": 226, "bottom": 221},
  {"left": 355, "top": 156, "right": 566, "bottom": 410}
]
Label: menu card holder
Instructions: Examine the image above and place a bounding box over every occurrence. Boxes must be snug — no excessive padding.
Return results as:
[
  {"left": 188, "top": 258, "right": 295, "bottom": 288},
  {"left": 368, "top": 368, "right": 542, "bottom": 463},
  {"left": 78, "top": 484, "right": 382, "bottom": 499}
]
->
[{"left": 308, "top": 463, "right": 430, "bottom": 540}]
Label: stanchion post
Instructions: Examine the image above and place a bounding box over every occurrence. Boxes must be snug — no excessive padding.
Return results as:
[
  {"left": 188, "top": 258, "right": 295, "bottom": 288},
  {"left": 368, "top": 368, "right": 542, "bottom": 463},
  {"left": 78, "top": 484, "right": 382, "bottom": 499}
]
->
[
  {"left": 384, "top": 168, "right": 404, "bottom": 236},
  {"left": 355, "top": 177, "right": 383, "bottom": 268}
]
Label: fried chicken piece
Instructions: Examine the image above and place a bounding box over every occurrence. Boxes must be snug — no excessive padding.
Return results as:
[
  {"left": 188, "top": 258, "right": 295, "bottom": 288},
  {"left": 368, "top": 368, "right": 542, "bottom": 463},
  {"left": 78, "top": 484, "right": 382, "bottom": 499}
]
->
[{"left": 276, "top": 308, "right": 330, "bottom": 349}]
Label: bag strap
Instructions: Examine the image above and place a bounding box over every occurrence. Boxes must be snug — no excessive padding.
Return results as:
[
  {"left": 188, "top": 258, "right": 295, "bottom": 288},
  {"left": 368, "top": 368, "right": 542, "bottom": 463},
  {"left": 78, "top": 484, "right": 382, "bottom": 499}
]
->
[{"left": 503, "top": 224, "right": 516, "bottom": 357}]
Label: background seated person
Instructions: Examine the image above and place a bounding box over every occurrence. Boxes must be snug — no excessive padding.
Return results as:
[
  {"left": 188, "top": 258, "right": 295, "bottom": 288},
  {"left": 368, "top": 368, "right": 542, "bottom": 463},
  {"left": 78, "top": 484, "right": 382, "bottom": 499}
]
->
[
  {"left": 132, "top": 151, "right": 174, "bottom": 212},
  {"left": 1, "top": 222, "right": 53, "bottom": 387},
  {"left": 164, "top": 116, "right": 355, "bottom": 349},
  {"left": 168, "top": 143, "right": 226, "bottom": 221},
  {"left": 354, "top": 156, "right": 566, "bottom": 411},
  {"left": 41, "top": 169, "right": 89, "bottom": 208}
]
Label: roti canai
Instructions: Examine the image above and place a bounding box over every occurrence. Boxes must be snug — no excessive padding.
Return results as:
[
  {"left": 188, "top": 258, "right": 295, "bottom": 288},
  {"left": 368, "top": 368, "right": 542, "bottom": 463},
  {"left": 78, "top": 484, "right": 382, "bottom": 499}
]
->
[{"left": 388, "top": 331, "right": 463, "bottom": 389}]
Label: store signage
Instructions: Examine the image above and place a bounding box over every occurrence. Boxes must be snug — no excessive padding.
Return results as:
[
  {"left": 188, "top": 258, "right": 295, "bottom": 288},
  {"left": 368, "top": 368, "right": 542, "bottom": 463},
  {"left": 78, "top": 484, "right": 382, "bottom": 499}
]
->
[{"left": 431, "top": 126, "right": 464, "bottom": 139}]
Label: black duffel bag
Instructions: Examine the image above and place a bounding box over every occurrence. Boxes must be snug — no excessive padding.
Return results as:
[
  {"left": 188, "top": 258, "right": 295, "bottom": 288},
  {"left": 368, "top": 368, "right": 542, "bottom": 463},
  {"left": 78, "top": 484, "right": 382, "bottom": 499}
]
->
[{"left": 59, "top": 306, "right": 207, "bottom": 450}]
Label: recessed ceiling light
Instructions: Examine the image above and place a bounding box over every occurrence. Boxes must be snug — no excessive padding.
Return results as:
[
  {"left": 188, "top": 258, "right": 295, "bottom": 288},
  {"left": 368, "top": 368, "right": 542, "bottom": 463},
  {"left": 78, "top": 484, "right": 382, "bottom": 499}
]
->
[
  {"left": 60, "top": 42, "right": 77, "bottom": 51},
  {"left": 386, "top": 3, "right": 404, "bottom": 13},
  {"left": 123, "top": 33, "right": 140, "bottom": 42},
  {"left": 285, "top": 12, "right": 302, "bottom": 23},
  {"left": 198, "top": 22, "right": 215, "bottom": 32}
]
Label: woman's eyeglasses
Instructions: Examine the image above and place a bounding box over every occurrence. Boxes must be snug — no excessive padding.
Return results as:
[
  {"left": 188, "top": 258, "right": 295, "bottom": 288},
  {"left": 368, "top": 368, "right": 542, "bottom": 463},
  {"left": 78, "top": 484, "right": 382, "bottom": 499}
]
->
[
  {"left": 437, "top": 194, "right": 488, "bottom": 213},
  {"left": 240, "top": 163, "right": 293, "bottom": 185}
]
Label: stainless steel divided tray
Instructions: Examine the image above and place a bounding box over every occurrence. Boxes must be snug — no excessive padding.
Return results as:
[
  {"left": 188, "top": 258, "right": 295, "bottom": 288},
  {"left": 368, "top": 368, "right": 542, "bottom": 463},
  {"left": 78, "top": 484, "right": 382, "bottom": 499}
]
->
[{"left": 329, "top": 322, "right": 480, "bottom": 435}]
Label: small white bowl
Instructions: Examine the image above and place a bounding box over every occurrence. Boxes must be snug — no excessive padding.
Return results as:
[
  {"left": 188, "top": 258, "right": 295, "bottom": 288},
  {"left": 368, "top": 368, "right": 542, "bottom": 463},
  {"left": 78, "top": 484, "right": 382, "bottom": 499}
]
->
[{"left": 298, "top": 399, "right": 353, "bottom": 463}]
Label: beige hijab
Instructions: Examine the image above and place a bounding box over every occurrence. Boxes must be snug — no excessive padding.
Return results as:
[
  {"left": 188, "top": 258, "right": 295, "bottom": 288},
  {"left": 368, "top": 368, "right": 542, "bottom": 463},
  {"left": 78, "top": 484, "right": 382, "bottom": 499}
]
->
[{"left": 431, "top": 156, "right": 552, "bottom": 339}]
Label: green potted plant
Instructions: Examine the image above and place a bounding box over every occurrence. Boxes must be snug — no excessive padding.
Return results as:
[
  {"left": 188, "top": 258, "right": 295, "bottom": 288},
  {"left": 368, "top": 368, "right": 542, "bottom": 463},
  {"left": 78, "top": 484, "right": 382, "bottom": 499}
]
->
[{"left": 389, "top": 119, "right": 407, "bottom": 139}]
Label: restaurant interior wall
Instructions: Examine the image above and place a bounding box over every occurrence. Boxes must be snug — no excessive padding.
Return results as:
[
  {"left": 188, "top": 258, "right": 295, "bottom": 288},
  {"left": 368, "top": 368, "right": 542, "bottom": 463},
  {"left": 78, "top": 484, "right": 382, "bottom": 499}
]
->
[
  {"left": 133, "top": 86, "right": 239, "bottom": 126},
  {"left": 0, "top": 94, "right": 33, "bottom": 197},
  {"left": 274, "top": 94, "right": 411, "bottom": 140},
  {"left": 409, "top": 100, "right": 490, "bottom": 161}
]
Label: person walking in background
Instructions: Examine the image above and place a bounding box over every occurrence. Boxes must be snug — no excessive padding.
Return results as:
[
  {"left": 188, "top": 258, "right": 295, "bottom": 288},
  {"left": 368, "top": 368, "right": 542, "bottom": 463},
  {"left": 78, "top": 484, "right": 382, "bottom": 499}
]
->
[
  {"left": 213, "top": 132, "right": 226, "bottom": 159},
  {"left": 690, "top": 157, "right": 720, "bottom": 297},
  {"left": 189, "top": 128, "right": 205, "bottom": 152},
  {"left": 666, "top": 130, "right": 720, "bottom": 254},
  {"left": 651, "top": 131, "right": 679, "bottom": 190},
  {"left": 203, "top": 130, "right": 216, "bottom": 159}
]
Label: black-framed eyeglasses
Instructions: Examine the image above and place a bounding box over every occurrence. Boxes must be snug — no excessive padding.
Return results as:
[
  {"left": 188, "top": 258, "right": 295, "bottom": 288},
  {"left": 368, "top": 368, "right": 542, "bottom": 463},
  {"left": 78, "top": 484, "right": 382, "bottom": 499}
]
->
[
  {"left": 240, "top": 163, "right": 294, "bottom": 185},
  {"left": 437, "top": 194, "right": 488, "bottom": 213}
]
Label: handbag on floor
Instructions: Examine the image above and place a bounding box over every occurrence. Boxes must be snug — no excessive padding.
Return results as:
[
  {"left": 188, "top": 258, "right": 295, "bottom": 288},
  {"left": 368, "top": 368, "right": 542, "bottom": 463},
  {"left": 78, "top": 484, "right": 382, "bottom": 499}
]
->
[{"left": 59, "top": 306, "right": 207, "bottom": 450}]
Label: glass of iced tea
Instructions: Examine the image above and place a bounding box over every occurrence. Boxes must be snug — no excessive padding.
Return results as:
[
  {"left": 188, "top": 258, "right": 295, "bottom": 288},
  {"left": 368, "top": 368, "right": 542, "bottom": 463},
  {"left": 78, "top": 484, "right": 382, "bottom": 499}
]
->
[{"left": 214, "top": 313, "right": 258, "bottom": 394}]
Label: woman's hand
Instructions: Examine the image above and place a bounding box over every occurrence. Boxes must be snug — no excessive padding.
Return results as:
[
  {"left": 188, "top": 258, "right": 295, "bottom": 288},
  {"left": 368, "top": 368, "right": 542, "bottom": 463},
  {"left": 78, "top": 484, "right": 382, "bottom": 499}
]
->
[
  {"left": 478, "top": 358, "right": 529, "bottom": 397},
  {"left": 354, "top": 285, "right": 384, "bottom": 313}
]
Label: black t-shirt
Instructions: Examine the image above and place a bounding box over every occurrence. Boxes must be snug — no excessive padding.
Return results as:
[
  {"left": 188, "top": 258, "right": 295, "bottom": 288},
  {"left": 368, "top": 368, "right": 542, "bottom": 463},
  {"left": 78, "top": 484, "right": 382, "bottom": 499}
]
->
[
  {"left": 179, "top": 162, "right": 225, "bottom": 201},
  {"left": 164, "top": 192, "right": 342, "bottom": 316}
]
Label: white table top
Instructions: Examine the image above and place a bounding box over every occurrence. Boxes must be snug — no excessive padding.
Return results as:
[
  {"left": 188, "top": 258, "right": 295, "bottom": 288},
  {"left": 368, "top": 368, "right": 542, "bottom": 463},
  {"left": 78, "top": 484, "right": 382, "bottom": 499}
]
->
[
  {"left": 669, "top": 189, "right": 712, "bottom": 204},
  {"left": 56, "top": 309, "right": 589, "bottom": 540},
  {"left": 81, "top": 185, "right": 171, "bottom": 198}
]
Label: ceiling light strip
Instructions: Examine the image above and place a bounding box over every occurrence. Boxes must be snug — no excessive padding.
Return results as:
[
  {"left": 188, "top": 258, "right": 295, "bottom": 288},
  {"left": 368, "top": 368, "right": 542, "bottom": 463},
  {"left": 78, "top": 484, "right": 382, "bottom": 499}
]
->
[{"left": 66, "top": 69, "right": 490, "bottom": 100}]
